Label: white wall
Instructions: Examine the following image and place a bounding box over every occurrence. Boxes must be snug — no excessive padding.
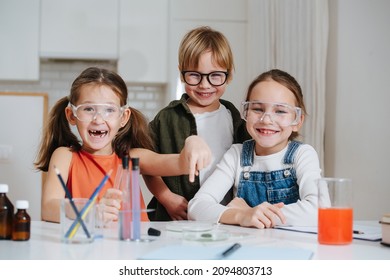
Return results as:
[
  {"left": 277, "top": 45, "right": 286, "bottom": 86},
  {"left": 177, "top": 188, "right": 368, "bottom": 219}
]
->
[{"left": 326, "top": 0, "right": 390, "bottom": 220}]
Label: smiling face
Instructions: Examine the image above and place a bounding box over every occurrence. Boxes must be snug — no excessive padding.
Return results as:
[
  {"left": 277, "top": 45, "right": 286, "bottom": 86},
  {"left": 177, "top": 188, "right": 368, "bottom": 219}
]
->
[
  {"left": 66, "top": 84, "right": 130, "bottom": 155},
  {"left": 183, "top": 51, "right": 227, "bottom": 114},
  {"left": 246, "top": 80, "right": 303, "bottom": 156}
]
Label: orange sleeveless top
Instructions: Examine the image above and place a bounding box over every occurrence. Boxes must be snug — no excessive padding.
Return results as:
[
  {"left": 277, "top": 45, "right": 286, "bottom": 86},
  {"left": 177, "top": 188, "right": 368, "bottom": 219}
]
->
[{"left": 67, "top": 150, "right": 149, "bottom": 221}]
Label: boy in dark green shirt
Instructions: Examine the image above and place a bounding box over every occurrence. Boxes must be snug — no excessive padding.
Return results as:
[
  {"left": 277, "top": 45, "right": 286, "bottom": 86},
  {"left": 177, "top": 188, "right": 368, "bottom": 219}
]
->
[{"left": 146, "top": 26, "right": 250, "bottom": 221}]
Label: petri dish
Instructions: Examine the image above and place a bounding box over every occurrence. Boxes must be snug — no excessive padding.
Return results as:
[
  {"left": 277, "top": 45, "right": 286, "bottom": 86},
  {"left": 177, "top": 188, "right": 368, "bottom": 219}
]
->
[
  {"left": 182, "top": 229, "right": 230, "bottom": 242},
  {"left": 165, "top": 221, "right": 213, "bottom": 232}
]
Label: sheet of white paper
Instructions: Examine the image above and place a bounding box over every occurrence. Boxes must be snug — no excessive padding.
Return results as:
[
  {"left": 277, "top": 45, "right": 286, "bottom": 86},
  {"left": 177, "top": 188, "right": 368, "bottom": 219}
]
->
[{"left": 139, "top": 244, "right": 313, "bottom": 260}]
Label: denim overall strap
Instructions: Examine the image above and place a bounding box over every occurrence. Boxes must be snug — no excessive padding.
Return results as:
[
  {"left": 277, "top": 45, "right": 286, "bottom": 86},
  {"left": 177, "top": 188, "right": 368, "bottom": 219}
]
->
[
  {"left": 237, "top": 141, "right": 302, "bottom": 207},
  {"left": 240, "top": 140, "right": 255, "bottom": 180},
  {"left": 284, "top": 141, "right": 301, "bottom": 164},
  {"left": 240, "top": 139, "right": 256, "bottom": 167},
  {"left": 281, "top": 141, "right": 301, "bottom": 177}
]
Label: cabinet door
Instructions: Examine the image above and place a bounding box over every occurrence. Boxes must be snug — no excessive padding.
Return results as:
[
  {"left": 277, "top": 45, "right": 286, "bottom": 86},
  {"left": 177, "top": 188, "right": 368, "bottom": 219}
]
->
[
  {"left": 118, "top": 0, "right": 168, "bottom": 83},
  {"left": 0, "top": 0, "right": 39, "bottom": 81},
  {"left": 40, "top": 0, "right": 118, "bottom": 60}
]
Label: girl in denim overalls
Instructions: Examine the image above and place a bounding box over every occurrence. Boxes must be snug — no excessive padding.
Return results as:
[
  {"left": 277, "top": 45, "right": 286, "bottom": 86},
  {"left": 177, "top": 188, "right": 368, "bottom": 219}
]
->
[{"left": 188, "top": 69, "right": 321, "bottom": 228}]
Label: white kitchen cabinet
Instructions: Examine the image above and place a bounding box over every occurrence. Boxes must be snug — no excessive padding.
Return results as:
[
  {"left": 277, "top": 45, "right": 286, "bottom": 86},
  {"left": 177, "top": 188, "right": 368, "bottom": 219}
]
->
[
  {"left": 0, "top": 0, "right": 40, "bottom": 81},
  {"left": 40, "top": 0, "right": 119, "bottom": 60},
  {"left": 118, "top": 0, "right": 168, "bottom": 83}
]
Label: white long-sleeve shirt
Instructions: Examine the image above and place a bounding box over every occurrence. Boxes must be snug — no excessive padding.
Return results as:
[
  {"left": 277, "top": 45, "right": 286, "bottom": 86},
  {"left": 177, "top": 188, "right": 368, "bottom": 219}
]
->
[{"left": 188, "top": 143, "right": 322, "bottom": 226}]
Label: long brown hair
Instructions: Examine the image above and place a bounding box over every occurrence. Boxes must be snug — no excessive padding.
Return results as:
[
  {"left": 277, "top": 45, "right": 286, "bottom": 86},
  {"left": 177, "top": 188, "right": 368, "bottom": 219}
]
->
[{"left": 35, "top": 67, "right": 154, "bottom": 171}]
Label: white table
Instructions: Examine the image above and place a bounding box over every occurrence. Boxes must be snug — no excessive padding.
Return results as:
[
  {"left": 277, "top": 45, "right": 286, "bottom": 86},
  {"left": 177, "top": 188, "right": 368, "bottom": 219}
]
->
[{"left": 1, "top": 221, "right": 389, "bottom": 260}]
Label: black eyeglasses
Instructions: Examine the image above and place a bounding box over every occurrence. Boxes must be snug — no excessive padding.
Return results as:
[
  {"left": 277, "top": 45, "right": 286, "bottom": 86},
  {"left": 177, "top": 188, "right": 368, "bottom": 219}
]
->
[{"left": 181, "top": 71, "right": 228, "bottom": 86}]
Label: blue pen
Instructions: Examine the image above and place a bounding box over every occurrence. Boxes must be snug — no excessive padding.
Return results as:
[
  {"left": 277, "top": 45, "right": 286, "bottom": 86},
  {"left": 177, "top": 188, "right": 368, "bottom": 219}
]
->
[
  {"left": 54, "top": 166, "right": 91, "bottom": 238},
  {"left": 221, "top": 243, "right": 241, "bottom": 258}
]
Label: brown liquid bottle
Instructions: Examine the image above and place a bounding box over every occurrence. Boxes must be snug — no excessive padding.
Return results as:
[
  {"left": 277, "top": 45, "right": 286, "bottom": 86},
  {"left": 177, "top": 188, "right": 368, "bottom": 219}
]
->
[
  {"left": 12, "top": 200, "right": 30, "bottom": 241},
  {"left": 0, "top": 184, "right": 14, "bottom": 240}
]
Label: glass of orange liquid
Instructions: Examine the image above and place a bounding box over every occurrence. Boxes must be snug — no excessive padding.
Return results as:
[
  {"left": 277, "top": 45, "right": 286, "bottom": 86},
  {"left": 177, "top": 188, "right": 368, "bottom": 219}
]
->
[{"left": 317, "top": 178, "right": 353, "bottom": 245}]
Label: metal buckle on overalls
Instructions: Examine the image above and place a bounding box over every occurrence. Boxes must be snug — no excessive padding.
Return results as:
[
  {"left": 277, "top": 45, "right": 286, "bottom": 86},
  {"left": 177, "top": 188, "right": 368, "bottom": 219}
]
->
[
  {"left": 243, "top": 166, "right": 251, "bottom": 180},
  {"left": 283, "top": 169, "right": 291, "bottom": 177}
]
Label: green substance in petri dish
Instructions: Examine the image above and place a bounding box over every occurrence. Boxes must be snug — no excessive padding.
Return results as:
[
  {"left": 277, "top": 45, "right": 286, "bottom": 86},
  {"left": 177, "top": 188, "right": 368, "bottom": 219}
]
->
[{"left": 201, "top": 233, "right": 213, "bottom": 239}]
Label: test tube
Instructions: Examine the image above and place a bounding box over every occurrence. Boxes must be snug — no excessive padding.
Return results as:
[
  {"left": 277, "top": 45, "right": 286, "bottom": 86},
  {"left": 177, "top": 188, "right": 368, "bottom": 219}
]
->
[
  {"left": 118, "top": 156, "right": 131, "bottom": 241},
  {"left": 131, "top": 157, "right": 141, "bottom": 241}
]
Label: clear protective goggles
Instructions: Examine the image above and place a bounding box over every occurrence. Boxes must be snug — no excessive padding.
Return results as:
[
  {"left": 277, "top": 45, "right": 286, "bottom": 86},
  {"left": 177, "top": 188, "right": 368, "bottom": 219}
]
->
[
  {"left": 241, "top": 101, "right": 302, "bottom": 127},
  {"left": 69, "top": 103, "right": 127, "bottom": 122}
]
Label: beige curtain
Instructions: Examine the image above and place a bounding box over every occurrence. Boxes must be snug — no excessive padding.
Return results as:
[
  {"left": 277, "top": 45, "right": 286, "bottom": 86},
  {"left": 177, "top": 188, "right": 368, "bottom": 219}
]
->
[{"left": 247, "top": 0, "right": 329, "bottom": 169}]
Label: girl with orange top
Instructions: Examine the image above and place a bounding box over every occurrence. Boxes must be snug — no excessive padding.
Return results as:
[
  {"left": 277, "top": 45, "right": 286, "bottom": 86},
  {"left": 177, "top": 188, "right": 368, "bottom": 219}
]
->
[{"left": 35, "top": 67, "right": 211, "bottom": 223}]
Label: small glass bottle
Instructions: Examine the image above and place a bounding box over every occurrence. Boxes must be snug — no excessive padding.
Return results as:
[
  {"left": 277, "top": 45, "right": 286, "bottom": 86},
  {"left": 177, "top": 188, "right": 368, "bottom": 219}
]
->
[
  {"left": 0, "top": 183, "right": 14, "bottom": 240},
  {"left": 12, "top": 200, "right": 30, "bottom": 241}
]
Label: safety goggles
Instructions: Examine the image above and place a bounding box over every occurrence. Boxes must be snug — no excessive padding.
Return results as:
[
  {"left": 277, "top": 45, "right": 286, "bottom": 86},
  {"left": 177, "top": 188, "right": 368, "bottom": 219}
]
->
[
  {"left": 241, "top": 101, "right": 301, "bottom": 127},
  {"left": 69, "top": 103, "right": 127, "bottom": 122}
]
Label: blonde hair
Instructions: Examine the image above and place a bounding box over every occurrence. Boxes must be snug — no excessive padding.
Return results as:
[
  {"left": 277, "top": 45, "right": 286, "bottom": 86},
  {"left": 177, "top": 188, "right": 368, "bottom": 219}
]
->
[{"left": 178, "top": 26, "right": 234, "bottom": 83}]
